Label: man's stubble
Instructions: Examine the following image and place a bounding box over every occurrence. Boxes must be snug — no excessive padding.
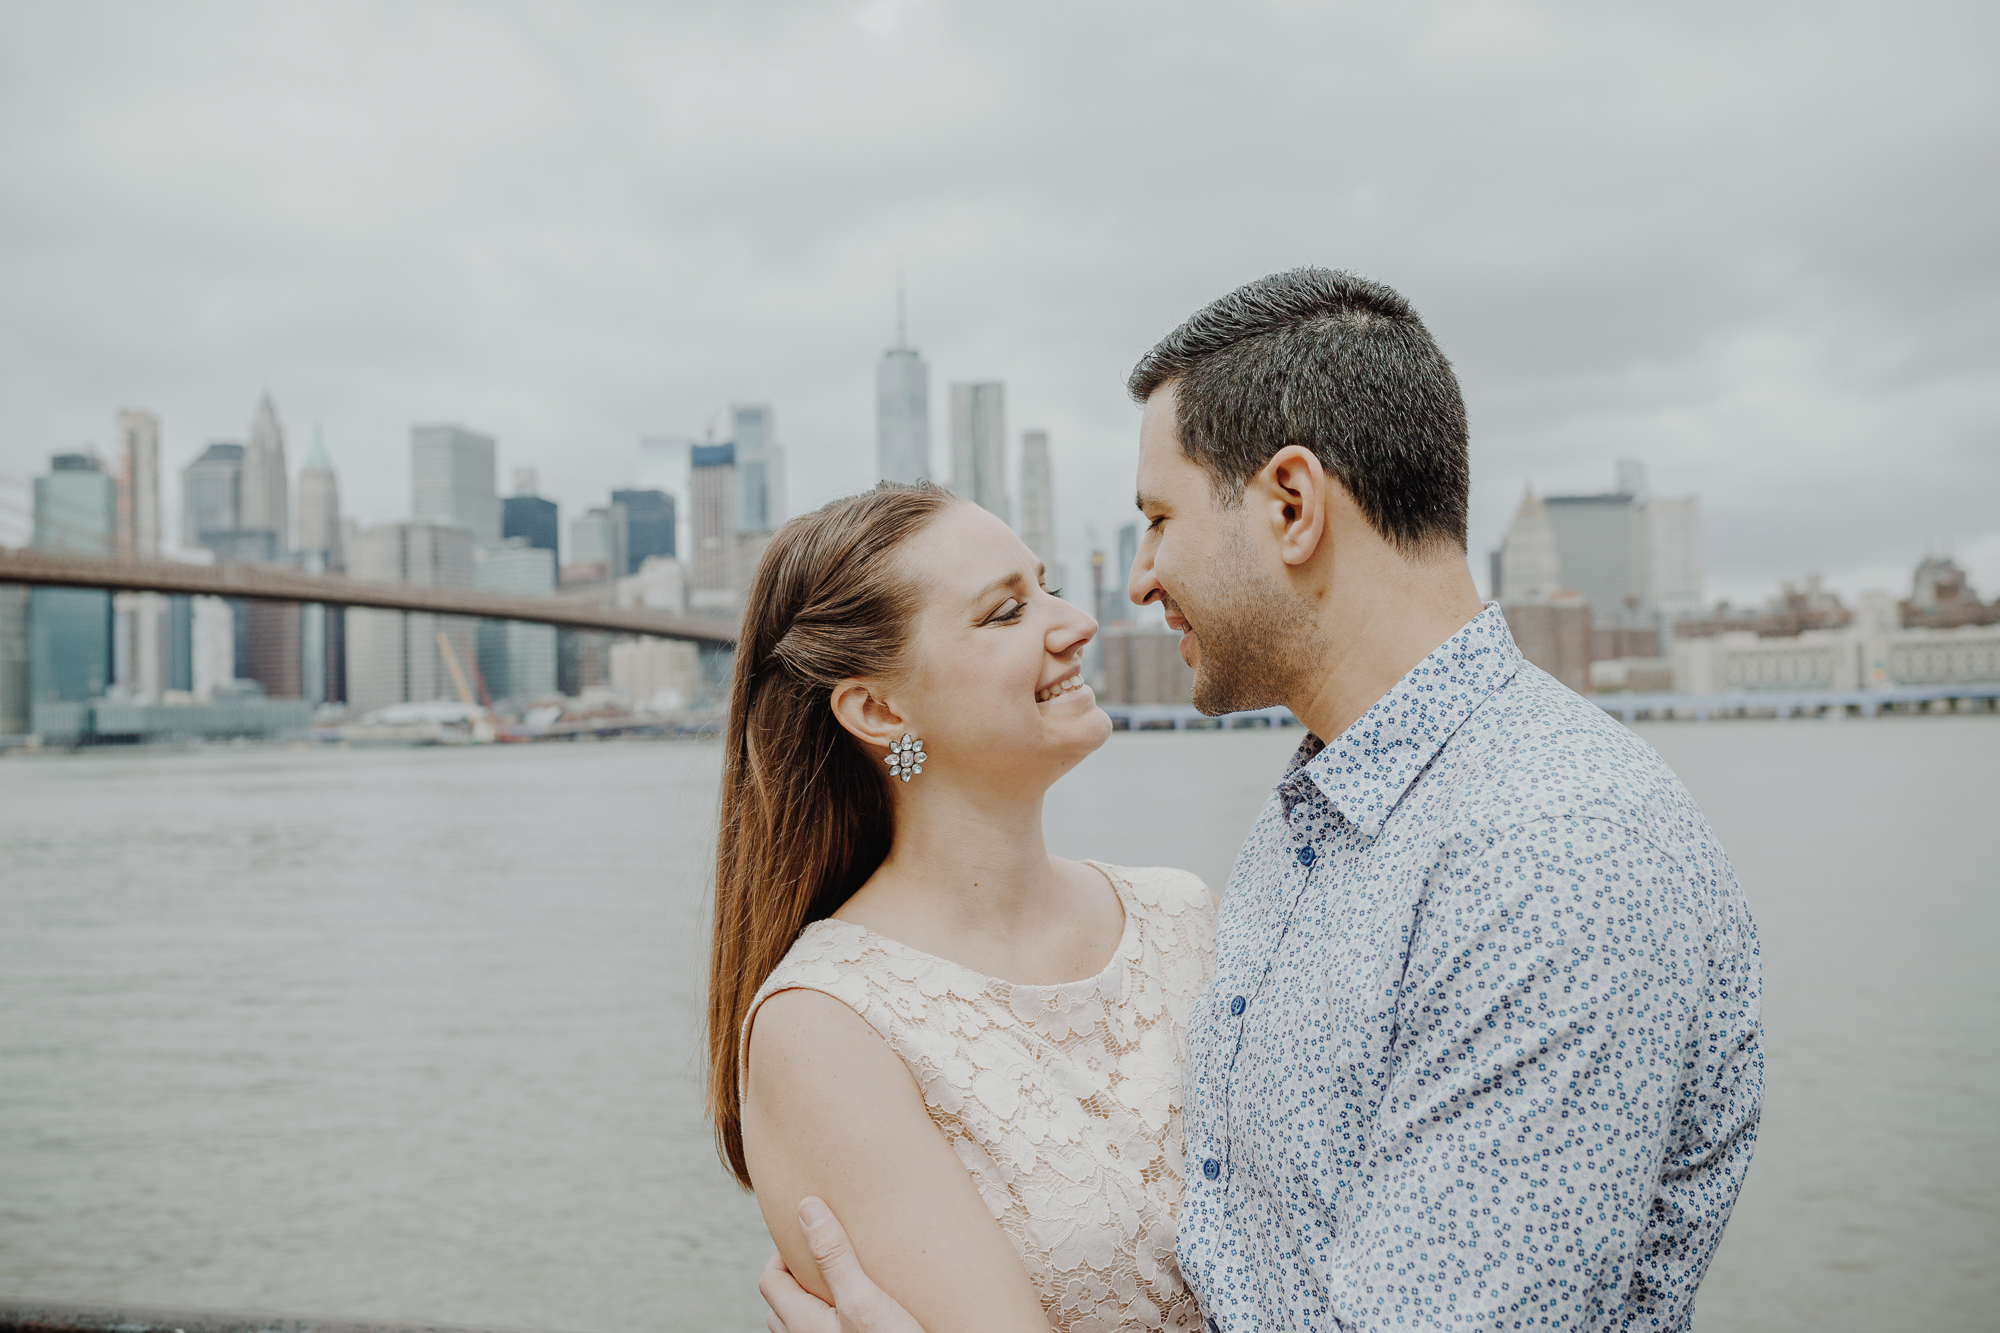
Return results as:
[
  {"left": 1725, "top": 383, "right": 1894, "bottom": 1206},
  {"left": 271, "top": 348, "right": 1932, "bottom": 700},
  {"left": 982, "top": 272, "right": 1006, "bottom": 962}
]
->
[{"left": 1181, "top": 516, "right": 1318, "bottom": 718}]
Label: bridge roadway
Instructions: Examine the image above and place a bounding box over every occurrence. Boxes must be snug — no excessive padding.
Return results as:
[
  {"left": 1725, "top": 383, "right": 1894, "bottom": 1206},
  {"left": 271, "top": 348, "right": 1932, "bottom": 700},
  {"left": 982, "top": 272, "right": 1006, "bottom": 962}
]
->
[{"left": 0, "top": 548, "right": 736, "bottom": 646}]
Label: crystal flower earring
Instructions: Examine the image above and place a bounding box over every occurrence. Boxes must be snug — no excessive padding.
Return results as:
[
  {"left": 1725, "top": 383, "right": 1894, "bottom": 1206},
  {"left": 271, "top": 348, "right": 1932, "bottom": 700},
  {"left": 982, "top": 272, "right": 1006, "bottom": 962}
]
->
[{"left": 886, "top": 734, "right": 927, "bottom": 782}]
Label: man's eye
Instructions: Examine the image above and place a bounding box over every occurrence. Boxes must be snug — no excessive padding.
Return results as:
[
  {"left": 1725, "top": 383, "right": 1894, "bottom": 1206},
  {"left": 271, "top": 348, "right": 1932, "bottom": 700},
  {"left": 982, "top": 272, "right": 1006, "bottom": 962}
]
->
[{"left": 1148, "top": 515, "right": 1166, "bottom": 530}]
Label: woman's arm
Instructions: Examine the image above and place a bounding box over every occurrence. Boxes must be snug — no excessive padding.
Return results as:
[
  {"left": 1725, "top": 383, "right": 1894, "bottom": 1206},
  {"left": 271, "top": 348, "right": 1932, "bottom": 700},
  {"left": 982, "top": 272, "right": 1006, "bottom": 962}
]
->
[{"left": 742, "top": 988, "right": 1052, "bottom": 1333}]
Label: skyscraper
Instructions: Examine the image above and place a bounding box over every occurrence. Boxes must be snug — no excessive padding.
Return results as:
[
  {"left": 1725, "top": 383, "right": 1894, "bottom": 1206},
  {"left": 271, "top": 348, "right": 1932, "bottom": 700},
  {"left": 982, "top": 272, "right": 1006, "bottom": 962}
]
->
[
  {"left": 30, "top": 453, "right": 116, "bottom": 712},
  {"left": 240, "top": 393, "right": 289, "bottom": 549},
  {"left": 182, "top": 443, "right": 244, "bottom": 549},
  {"left": 295, "top": 425, "right": 343, "bottom": 565},
  {"left": 950, "top": 381, "right": 1007, "bottom": 519},
  {"left": 116, "top": 410, "right": 161, "bottom": 559},
  {"left": 612, "top": 488, "right": 676, "bottom": 572},
  {"left": 876, "top": 293, "right": 931, "bottom": 484},
  {"left": 570, "top": 504, "right": 628, "bottom": 581},
  {"left": 474, "top": 539, "right": 557, "bottom": 702},
  {"left": 503, "top": 468, "right": 559, "bottom": 560},
  {"left": 343, "top": 521, "right": 476, "bottom": 715},
  {"left": 411, "top": 424, "right": 500, "bottom": 544},
  {"left": 689, "top": 443, "right": 739, "bottom": 613},
  {"left": 1018, "top": 430, "right": 1055, "bottom": 577},
  {"left": 733, "top": 403, "right": 784, "bottom": 533},
  {"left": 115, "top": 410, "right": 167, "bottom": 701}
]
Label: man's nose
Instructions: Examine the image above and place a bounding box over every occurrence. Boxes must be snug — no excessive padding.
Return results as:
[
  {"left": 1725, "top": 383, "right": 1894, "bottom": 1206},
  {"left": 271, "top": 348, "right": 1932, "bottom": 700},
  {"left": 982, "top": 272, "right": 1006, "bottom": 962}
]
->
[{"left": 1128, "top": 543, "right": 1160, "bottom": 609}]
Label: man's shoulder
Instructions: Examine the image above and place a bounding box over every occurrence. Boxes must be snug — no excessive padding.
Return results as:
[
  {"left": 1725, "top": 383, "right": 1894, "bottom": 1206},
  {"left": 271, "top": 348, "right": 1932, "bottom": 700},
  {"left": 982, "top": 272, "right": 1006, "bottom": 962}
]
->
[{"left": 1440, "top": 662, "right": 1711, "bottom": 857}]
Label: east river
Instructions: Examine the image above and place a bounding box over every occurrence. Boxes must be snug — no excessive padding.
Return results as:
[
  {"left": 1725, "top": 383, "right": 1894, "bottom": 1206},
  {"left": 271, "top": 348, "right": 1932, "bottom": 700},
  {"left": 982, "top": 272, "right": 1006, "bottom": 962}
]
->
[{"left": 2, "top": 718, "right": 1996, "bottom": 1332}]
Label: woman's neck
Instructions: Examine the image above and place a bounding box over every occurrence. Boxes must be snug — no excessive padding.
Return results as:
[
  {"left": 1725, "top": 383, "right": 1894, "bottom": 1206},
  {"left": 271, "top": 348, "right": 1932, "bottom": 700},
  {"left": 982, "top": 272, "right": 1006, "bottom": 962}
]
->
[{"left": 836, "top": 776, "right": 1112, "bottom": 983}]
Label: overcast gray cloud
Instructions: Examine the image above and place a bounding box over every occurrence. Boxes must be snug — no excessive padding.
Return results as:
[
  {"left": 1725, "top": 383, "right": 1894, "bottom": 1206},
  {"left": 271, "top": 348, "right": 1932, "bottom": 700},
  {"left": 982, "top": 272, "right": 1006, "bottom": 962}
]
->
[{"left": 2, "top": 0, "right": 1994, "bottom": 605}]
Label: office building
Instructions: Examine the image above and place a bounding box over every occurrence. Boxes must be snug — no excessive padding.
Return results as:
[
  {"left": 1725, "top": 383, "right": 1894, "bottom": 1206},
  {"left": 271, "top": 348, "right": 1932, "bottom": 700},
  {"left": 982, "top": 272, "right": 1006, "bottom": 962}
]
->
[
  {"left": 1648, "top": 495, "right": 1704, "bottom": 622},
  {"left": 474, "top": 539, "right": 557, "bottom": 702},
  {"left": 504, "top": 469, "right": 559, "bottom": 559},
  {"left": 240, "top": 393, "right": 289, "bottom": 548},
  {"left": 1114, "top": 523, "right": 1140, "bottom": 619},
  {"left": 411, "top": 423, "right": 499, "bottom": 544},
  {"left": 1018, "top": 430, "right": 1055, "bottom": 576},
  {"left": 0, "top": 586, "right": 28, "bottom": 734},
  {"left": 30, "top": 453, "right": 116, "bottom": 718},
  {"left": 191, "top": 595, "right": 235, "bottom": 699},
  {"left": 612, "top": 488, "right": 675, "bottom": 572},
  {"left": 689, "top": 443, "right": 739, "bottom": 613},
  {"left": 296, "top": 426, "right": 343, "bottom": 565},
  {"left": 950, "top": 381, "right": 1007, "bottom": 519},
  {"left": 343, "top": 521, "right": 476, "bottom": 715},
  {"left": 570, "top": 504, "right": 628, "bottom": 584},
  {"left": 733, "top": 403, "right": 784, "bottom": 534},
  {"left": 114, "top": 410, "right": 169, "bottom": 702},
  {"left": 1098, "top": 625, "right": 1197, "bottom": 705},
  {"left": 181, "top": 443, "right": 245, "bottom": 549},
  {"left": 1496, "top": 489, "right": 1591, "bottom": 692},
  {"left": 617, "top": 556, "right": 687, "bottom": 615},
  {"left": 876, "top": 298, "right": 931, "bottom": 483},
  {"left": 610, "top": 638, "right": 701, "bottom": 713}
]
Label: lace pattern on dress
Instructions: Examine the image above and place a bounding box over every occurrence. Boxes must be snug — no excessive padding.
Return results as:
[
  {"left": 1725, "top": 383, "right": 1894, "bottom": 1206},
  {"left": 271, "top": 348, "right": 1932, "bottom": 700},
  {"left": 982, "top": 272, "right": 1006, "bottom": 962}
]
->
[{"left": 745, "top": 863, "right": 1217, "bottom": 1333}]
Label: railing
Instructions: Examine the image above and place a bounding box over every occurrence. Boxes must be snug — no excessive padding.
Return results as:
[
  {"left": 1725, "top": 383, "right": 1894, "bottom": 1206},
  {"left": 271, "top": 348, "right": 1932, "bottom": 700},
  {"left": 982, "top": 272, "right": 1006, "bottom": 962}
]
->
[
  {"left": 0, "top": 548, "right": 735, "bottom": 645},
  {"left": 0, "top": 1299, "right": 571, "bottom": 1333}
]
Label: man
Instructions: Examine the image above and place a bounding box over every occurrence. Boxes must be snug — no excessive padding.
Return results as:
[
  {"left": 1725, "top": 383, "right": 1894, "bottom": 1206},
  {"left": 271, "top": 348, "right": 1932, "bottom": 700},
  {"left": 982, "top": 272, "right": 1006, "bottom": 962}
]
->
[{"left": 763, "top": 268, "right": 1762, "bottom": 1331}]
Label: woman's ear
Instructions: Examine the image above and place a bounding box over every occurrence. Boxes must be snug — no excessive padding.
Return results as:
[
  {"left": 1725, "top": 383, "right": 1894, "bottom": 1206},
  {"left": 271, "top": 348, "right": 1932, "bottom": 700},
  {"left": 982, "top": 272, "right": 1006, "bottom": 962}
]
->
[{"left": 829, "top": 679, "right": 909, "bottom": 752}]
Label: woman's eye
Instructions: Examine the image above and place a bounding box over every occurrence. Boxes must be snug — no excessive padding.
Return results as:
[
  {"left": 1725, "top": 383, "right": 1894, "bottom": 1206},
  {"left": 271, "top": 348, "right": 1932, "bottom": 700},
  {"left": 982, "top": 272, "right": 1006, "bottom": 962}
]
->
[{"left": 986, "top": 599, "right": 1026, "bottom": 624}]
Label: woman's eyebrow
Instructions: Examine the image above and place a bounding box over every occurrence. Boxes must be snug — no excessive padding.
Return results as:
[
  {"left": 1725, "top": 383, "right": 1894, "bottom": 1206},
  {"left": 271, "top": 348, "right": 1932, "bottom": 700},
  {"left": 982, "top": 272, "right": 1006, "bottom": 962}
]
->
[{"left": 968, "top": 571, "right": 1027, "bottom": 605}]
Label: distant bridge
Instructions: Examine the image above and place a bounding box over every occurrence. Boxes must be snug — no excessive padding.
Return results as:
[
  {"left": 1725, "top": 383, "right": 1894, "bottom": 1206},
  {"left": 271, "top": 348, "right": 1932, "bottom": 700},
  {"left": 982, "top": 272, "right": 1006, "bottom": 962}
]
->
[{"left": 0, "top": 548, "right": 736, "bottom": 646}]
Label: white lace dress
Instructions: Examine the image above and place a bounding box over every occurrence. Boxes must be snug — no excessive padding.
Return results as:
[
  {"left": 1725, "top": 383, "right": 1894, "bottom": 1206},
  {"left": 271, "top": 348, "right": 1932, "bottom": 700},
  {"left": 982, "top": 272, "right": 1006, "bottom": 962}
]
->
[{"left": 745, "top": 862, "right": 1216, "bottom": 1333}]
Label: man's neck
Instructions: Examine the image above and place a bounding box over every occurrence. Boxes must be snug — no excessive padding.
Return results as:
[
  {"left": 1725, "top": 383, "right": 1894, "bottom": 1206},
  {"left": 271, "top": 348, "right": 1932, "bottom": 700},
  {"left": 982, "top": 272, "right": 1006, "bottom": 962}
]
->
[{"left": 1285, "top": 556, "right": 1486, "bottom": 744}]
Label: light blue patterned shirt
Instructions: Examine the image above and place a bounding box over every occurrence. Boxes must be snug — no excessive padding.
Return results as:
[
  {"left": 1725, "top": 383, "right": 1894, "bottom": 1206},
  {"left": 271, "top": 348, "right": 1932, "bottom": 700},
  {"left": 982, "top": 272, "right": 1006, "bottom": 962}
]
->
[{"left": 1177, "top": 607, "right": 1761, "bottom": 1331}]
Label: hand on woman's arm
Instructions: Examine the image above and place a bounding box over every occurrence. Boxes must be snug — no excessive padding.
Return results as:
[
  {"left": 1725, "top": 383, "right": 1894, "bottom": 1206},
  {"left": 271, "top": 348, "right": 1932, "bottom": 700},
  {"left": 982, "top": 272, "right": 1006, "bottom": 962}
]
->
[
  {"left": 743, "top": 988, "right": 1050, "bottom": 1333},
  {"left": 759, "top": 1198, "right": 924, "bottom": 1333}
]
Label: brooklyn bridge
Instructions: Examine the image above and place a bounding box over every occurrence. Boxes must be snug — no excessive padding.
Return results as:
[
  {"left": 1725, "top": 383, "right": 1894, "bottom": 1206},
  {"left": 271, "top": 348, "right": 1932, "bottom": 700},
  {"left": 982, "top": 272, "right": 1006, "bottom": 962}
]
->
[{"left": 0, "top": 547, "right": 736, "bottom": 645}]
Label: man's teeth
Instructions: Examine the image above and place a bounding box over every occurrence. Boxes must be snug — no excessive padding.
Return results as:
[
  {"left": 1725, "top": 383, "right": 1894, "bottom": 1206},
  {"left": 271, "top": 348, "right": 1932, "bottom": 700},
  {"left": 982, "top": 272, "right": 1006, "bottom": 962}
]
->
[{"left": 1036, "top": 677, "right": 1086, "bottom": 703}]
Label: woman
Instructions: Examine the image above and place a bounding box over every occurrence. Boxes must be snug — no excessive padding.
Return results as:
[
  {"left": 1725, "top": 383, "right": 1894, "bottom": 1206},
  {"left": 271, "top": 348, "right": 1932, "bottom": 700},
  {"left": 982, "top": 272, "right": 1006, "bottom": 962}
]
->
[{"left": 708, "top": 481, "right": 1216, "bottom": 1333}]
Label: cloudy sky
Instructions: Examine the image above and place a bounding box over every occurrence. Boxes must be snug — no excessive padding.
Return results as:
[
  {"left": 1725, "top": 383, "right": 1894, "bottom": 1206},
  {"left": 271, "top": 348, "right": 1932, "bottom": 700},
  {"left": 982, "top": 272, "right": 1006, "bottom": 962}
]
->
[{"left": 2, "top": 0, "right": 1993, "bottom": 606}]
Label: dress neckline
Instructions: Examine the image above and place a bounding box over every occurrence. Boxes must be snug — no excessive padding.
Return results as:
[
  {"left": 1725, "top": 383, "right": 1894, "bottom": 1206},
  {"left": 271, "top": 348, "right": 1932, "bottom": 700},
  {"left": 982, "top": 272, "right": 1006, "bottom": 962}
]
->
[{"left": 808, "top": 860, "right": 1138, "bottom": 996}]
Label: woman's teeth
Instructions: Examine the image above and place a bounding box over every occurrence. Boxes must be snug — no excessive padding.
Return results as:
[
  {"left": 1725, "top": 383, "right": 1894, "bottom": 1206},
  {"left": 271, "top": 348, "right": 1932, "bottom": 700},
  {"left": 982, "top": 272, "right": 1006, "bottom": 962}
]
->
[{"left": 1036, "top": 676, "right": 1086, "bottom": 704}]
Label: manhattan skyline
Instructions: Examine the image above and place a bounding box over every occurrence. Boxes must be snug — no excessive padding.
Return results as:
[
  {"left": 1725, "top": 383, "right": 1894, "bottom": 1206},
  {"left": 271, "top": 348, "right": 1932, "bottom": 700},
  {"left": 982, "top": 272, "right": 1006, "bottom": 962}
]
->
[{"left": 0, "top": 4, "right": 1993, "bottom": 609}]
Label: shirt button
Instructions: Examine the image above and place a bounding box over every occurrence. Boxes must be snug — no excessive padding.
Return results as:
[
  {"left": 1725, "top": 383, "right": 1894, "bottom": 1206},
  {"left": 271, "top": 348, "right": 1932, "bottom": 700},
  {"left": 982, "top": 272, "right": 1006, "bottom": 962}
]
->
[
  {"left": 1230, "top": 995, "right": 1246, "bottom": 1016},
  {"left": 1297, "top": 845, "right": 1316, "bottom": 867},
  {"left": 1202, "top": 1158, "right": 1221, "bottom": 1180}
]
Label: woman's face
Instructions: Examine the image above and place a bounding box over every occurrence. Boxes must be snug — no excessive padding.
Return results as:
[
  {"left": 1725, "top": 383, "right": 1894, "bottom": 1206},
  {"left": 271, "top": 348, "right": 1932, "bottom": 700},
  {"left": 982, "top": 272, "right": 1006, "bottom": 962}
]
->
[{"left": 885, "top": 502, "right": 1108, "bottom": 793}]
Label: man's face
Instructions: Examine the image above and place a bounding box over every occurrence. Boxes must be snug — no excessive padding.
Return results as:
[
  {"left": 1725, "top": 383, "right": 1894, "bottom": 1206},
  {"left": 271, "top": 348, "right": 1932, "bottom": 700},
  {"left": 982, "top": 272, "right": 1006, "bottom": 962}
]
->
[{"left": 1129, "top": 384, "right": 1307, "bottom": 716}]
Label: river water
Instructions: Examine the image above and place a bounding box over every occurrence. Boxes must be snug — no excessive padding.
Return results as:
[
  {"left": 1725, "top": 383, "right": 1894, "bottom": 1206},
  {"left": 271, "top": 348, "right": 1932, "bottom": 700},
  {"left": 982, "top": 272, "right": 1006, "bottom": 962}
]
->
[{"left": 1, "top": 719, "right": 1995, "bottom": 1332}]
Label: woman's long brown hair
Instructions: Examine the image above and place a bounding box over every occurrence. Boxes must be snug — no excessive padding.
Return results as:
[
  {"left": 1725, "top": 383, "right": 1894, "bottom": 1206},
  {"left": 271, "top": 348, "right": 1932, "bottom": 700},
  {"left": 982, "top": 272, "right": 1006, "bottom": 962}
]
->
[{"left": 707, "top": 480, "right": 956, "bottom": 1187}]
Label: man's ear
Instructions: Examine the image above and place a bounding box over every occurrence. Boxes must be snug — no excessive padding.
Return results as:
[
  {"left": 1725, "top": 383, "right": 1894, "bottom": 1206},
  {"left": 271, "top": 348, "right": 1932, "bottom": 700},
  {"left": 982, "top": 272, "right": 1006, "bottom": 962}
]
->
[
  {"left": 1253, "top": 446, "right": 1331, "bottom": 568},
  {"left": 830, "top": 679, "right": 910, "bottom": 752}
]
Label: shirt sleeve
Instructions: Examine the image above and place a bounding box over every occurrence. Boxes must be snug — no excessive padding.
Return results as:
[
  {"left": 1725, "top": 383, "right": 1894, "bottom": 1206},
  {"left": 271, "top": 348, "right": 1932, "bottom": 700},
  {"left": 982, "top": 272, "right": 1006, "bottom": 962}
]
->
[{"left": 1331, "top": 814, "right": 1708, "bottom": 1330}]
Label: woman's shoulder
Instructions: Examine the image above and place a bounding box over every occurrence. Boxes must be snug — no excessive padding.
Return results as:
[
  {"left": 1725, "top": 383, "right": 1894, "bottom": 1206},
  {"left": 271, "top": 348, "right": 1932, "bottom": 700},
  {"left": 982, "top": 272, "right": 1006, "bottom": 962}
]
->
[{"left": 1087, "top": 861, "right": 1217, "bottom": 918}]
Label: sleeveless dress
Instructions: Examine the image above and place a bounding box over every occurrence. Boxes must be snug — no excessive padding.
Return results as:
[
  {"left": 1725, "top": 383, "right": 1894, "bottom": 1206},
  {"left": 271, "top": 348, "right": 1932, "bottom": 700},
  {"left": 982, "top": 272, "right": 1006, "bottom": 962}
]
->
[{"left": 744, "top": 862, "right": 1217, "bottom": 1333}]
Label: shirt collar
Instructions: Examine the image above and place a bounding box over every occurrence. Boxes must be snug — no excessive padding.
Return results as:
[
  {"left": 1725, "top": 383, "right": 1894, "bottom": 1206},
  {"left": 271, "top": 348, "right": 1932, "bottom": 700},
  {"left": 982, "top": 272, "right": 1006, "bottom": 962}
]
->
[{"left": 1277, "top": 605, "right": 1521, "bottom": 839}]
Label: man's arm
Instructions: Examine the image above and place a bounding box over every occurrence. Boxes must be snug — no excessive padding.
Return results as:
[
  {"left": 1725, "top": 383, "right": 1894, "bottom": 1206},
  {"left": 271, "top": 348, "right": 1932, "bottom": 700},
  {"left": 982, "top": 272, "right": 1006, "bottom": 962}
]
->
[
  {"left": 1335, "top": 819, "right": 1705, "bottom": 1328},
  {"left": 744, "top": 988, "right": 1048, "bottom": 1333}
]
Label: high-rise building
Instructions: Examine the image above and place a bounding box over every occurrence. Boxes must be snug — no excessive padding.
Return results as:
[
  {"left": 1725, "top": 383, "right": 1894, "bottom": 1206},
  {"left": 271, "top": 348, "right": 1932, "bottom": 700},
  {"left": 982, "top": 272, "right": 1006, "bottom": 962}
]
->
[
  {"left": 182, "top": 443, "right": 244, "bottom": 549},
  {"left": 474, "top": 539, "right": 557, "bottom": 702},
  {"left": 876, "top": 295, "right": 931, "bottom": 484},
  {"left": 240, "top": 393, "right": 290, "bottom": 549},
  {"left": 411, "top": 424, "right": 500, "bottom": 544},
  {"left": 611, "top": 488, "right": 675, "bottom": 572},
  {"left": 30, "top": 453, "right": 116, "bottom": 715},
  {"left": 113, "top": 411, "right": 169, "bottom": 702},
  {"left": 0, "top": 586, "right": 29, "bottom": 734},
  {"left": 570, "top": 504, "right": 628, "bottom": 582},
  {"left": 1018, "top": 430, "right": 1055, "bottom": 577},
  {"left": 950, "top": 381, "right": 1007, "bottom": 519},
  {"left": 343, "top": 521, "right": 476, "bottom": 715},
  {"left": 1114, "top": 523, "right": 1140, "bottom": 621},
  {"left": 733, "top": 404, "right": 784, "bottom": 534},
  {"left": 1542, "top": 492, "right": 1651, "bottom": 626},
  {"left": 689, "top": 443, "right": 738, "bottom": 613},
  {"left": 296, "top": 425, "right": 343, "bottom": 566},
  {"left": 1648, "top": 496, "right": 1704, "bottom": 622},
  {"left": 116, "top": 410, "right": 161, "bottom": 559},
  {"left": 503, "top": 468, "right": 559, "bottom": 560}
]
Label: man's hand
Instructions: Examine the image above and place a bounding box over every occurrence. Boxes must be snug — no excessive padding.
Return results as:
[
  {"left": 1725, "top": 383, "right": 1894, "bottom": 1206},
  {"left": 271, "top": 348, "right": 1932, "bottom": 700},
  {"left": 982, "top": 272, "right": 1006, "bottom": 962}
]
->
[{"left": 759, "top": 1197, "right": 927, "bottom": 1333}]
